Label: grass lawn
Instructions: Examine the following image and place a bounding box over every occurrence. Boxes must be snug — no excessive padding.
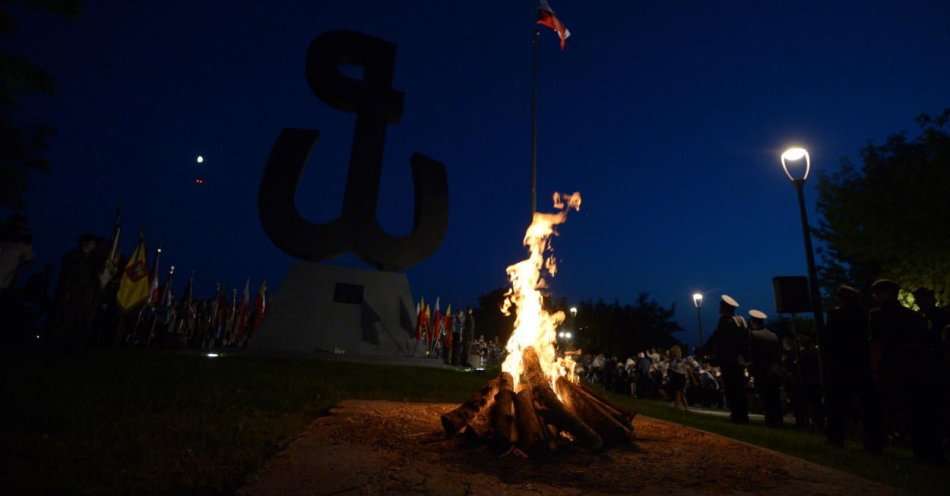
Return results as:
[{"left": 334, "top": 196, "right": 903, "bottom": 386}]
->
[
  {"left": 2, "top": 349, "right": 947, "bottom": 495},
  {"left": 0, "top": 348, "right": 488, "bottom": 495},
  {"left": 608, "top": 393, "right": 950, "bottom": 495}
]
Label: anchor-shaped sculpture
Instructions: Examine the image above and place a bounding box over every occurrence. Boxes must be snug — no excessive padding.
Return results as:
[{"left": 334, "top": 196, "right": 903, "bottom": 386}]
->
[{"left": 258, "top": 30, "right": 448, "bottom": 271}]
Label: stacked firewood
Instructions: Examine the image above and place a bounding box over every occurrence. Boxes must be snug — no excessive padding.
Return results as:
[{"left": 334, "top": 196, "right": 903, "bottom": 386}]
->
[{"left": 440, "top": 347, "right": 636, "bottom": 453}]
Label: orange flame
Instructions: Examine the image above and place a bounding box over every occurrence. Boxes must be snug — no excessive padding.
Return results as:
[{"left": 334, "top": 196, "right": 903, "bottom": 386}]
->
[{"left": 501, "top": 192, "right": 582, "bottom": 390}]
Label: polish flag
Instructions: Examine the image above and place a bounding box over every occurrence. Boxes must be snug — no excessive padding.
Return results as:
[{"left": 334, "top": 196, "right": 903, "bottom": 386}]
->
[{"left": 537, "top": 0, "right": 571, "bottom": 50}]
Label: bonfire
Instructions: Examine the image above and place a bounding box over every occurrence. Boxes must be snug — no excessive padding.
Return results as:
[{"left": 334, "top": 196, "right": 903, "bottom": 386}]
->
[{"left": 441, "top": 192, "right": 636, "bottom": 454}]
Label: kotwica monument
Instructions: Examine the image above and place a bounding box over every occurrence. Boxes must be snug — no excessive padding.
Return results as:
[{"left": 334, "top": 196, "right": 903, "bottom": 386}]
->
[{"left": 252, "top": 30, "right": 448, "bottom": 356}]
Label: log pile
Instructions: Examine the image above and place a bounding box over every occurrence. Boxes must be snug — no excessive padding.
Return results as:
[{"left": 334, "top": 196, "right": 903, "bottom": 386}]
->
[{"left": 440, "top": 346, "right": 636, "bottom": 454}]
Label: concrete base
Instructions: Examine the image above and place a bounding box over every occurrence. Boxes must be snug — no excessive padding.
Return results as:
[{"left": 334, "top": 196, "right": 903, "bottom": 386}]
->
[{"left": 250, "top": 262, "right": 422, "bottom": 356}]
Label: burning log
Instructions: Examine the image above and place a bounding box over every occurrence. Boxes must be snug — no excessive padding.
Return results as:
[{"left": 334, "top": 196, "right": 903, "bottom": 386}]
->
[
  {"left": 489, "top": 372, "right": 517, "bottom": 450},
  {"left": 441, "top": 378, "right": 500, "bottom": 437},
  {"left": 519, "top": 347, "right": 548, "bottom": 390},
  {"left": 556, "top": 377, "right": 633, "bottom": 444},
  {"left": 513, "top": 387, "right": 548, "bottom": 453},
  {"left": 577, "top": 382, "right": 637, "bottom": 427},
  {"left": 533, "top": 384, "right": 603, "bottom": 452}
]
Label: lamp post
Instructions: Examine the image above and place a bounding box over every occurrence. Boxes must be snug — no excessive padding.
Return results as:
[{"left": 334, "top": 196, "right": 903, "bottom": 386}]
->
[
  {"left": 692, "top": 293, "right": 704, "bottom": 347},
  {"left": 780, "top": 147, "right": 825, "bottom": 378},
  {"left": 569, "top": 306, "right": 577, "bottom": 319}
]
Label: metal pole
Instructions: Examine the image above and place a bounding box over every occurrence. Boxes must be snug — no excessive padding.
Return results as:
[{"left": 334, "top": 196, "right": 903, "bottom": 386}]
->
[
  {"left": 793, "top": 179, "right": 825, "bottom": 391},
  {"left": 530, "top": 28, "right": 540, "bottom": 216},
  {"left": 696, "top": 306, "right": 704, "bottom": 346}
]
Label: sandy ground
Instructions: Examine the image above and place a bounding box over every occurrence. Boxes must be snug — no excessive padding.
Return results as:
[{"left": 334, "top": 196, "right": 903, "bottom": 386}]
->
[{"left": 239, "top": 400, "right": 904, "bottom": 496}]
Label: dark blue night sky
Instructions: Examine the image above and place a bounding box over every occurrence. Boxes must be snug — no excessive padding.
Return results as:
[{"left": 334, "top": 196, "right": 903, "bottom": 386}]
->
[{"left": 9, "top": 1, "right": 950, "bottom": 346}]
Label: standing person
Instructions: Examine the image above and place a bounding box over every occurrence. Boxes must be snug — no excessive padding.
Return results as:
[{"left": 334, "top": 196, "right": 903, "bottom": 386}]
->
[
  {"left": 442, "top": 307, "right": 454, "bottom": 365},
  {"left": 668, "top": 344, "right": 690, "bottom": 410},
  {"left": 461, "top": 307, "right": 475, "bottom": 367},
  {"left": 868, "top": 279, "right": 941, "bottom": 462},
  {"left": 0, "top": 215, "right": 34, "bottom": 342},
  {"left": 706, "top": 295, "right": 750, "bottom": 424},
  {"left": 912, "top": 287, "right": 950, "bottom": 455},
  {"left": 748, "top": 309, "right": 783, "bottom": 427},
  {"left": 823, "top": 285, "right": 871, "bottom": 447},
  {"left": 0, "top": 215, "right": 34, "bottom": 292},
  {"left": 49, "top": 234, "right": 101, "bottom": 346}
]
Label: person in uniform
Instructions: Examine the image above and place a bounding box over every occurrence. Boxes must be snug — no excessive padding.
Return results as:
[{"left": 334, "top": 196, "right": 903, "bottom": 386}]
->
[
  {"left": 912, "top": 287, "right": 949, "bottom": 459},
  {"left": 868, "top": 279, "right": 941, "bottom": 462},
  {"left": 822, "top": 284, "right": 870, "bottom": 447},
  {"left": 705, "top": 295, "right": 750, "bottom": 424},
  {"left": 748, "top": 309, "right": 783, "bottom": 427}
]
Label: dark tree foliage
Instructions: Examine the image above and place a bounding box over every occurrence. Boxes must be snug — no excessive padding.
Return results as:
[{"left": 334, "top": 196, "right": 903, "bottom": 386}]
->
[
  {"left": 0, "top": 0, "right": 82, "bottom": 209},
  {"left": 572, "top": 293, "right": 683, "bottom": 356},
  {"left": 814, "top": 109, "right": 950, "bottom": 303},
  {"left": 473, "top": 287, "right": 515, "bottom": 343}
]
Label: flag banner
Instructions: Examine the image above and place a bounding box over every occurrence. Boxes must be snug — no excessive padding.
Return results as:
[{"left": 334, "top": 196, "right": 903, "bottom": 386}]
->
[
  {"left": 116, "top": 239, "right": 149, "bottom": 310},
  {"left": 249, "top": 280, "right": 267, "bottom": 335},
  {"left": 537, "top": 0, "right": 571, "bottom": 49},
  {"left": 147, "top": 248, "right": 162, "bottom": 305},
  {"left": 98, "top": 208, "right": 121, "bottom": 288}
]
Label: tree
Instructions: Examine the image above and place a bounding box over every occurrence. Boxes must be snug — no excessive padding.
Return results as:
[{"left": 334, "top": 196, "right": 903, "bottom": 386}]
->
[
  {"left": 473, "top": 287, "right": 515, "bottom": 343},
  {"left": 1, "top": 1, "right": 82, "bottom": 209},
  {"left": 815, "top": 109, "right": 950, "bottom": 303},
  {"left": 573, "top": 293, "right": 683, "bottom": 356}
]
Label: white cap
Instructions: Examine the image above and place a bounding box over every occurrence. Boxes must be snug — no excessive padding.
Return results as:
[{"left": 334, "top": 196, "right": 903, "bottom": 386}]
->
[
  {"left": 749, "top": 309, "right": 767, "bottom": 320},
  {"left": 720, "top": 295, "right": 739, "bottom": 308}
]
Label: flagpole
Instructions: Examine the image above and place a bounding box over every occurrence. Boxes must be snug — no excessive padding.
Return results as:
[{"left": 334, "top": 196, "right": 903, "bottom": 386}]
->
[{"left": 530, "top": 27, "right": 540, "bottom": 216}]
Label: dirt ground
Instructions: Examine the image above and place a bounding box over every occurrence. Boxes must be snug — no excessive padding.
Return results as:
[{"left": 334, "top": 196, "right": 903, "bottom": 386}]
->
[{"left": 239, "top": 400, "right": 904, "bottom": 496}]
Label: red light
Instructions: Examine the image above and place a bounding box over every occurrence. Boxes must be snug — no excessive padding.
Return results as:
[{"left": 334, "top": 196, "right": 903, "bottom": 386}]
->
[{"left": 195, "top": 178, "right": 205, "bottom": 184}]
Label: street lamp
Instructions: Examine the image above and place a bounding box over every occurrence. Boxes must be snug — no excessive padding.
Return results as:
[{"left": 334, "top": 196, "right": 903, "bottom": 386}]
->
[
  {"left": 692, "top": 293, "right": 704, "bottom": 346},
  {"left": 569, "top": 306, "right": 577, "bottom": 318},
  {"left": 780, "top": 147, "right": 825, "bottom": 374}
]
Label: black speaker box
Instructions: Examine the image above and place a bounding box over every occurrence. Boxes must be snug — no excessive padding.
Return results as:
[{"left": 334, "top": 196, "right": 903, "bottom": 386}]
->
[{"left": 773, "top": 276, "right": 812, "bottom": 314}]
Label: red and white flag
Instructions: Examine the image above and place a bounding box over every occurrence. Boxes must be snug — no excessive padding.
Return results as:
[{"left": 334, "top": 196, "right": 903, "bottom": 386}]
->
[{"left": 537, "top": 0, "right": 570, "bottom": 50}]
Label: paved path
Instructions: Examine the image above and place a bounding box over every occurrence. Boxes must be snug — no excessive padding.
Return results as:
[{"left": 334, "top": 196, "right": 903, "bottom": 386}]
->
[{"left": 239, "top": 400, "right": 904, "bottom": 496}]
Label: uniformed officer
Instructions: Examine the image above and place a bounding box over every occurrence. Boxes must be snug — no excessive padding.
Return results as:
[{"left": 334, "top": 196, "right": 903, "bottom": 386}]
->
[
  {"left": 822, "top": 284, "right": 869, "bottom": 447},
  {"left": 912, "top": 287, "right": 949, "bottom": 458},
  {"left": 868, "top": 279, "right": 941, "bottom": 462},
  {"left": 748, "top": 309, "right": 783, "bottom": 427},
  {"left": 706, "top": 295, "right": 750, "bottom": 424}
]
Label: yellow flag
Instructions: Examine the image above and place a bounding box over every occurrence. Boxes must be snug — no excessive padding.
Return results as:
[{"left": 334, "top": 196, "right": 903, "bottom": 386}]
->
[{"left": 116, "top": 239, "right": 150, "bottom": 310}]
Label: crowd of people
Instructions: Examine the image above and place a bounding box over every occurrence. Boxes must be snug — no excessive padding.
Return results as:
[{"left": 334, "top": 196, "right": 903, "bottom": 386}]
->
[
  {"left": 561, "top": 280, "right": 950, "bottom": 465},
  {"left": 415, "top": 301, "right": 503, "bottom": 367},
  {"left": 703, "top": 284, "right": 950, "bottom": 464},
  {"left": 573, "top": 349, "right": 726, "bottom": 409},
  {"left": 0, "top": 215, "right": 267, "bottom": 350}
]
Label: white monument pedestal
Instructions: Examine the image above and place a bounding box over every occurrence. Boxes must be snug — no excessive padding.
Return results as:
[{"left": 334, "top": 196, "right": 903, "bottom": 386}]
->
[{"left": 250, "top": 262, "right": 421, "bottom": 356}]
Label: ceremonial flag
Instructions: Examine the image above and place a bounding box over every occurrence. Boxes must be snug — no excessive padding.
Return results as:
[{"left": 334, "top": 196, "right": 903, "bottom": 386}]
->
[
  {"left": 249, "top": 280, "right": 267, "bottom": 335},
  {"left": 179, "top": 270, "right": 194, "bottom": 310},
  {"left": 176, "top": 270, "right": 196, "bottom": 334},
  {"left": 233, "top": 278, "right": 251, "bottom": 344},
  {"left": 415, "top": 296, "right": 426, "bottom": 340},
  {"left": 537, "top": 0, "right": 571, "bottom": 50},
  {"left": 116, "top": 235, "right": 149, "bottom": 310},
  {"left": 444, "top": 305, "right": 454, "bottom": 349},
  {"left": 147, "top": 247, "right": 162, "bottom": 305},
  {"left": 425, "top": 303, "right": 433, "bottom": 346},
  {"left": 98, "top": 207, "right": 121, "bottom": 288},
  {"left": 432, "top": 298, "right": 442, "bottom": 351},
  {"left": 161, "top": 266, "right": 176, "bottom": 308}
]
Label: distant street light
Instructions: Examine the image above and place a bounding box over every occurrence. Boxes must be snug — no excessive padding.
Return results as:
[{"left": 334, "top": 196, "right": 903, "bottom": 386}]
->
[
  {"left": 780, "top": 146, "right": 825, "bottom": 383},
  {"left": 692, "top": 293, "right": 704, "bottom": 346},
  {"left": 569, "top": 306, "right": 577, "bottom": 318}
]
